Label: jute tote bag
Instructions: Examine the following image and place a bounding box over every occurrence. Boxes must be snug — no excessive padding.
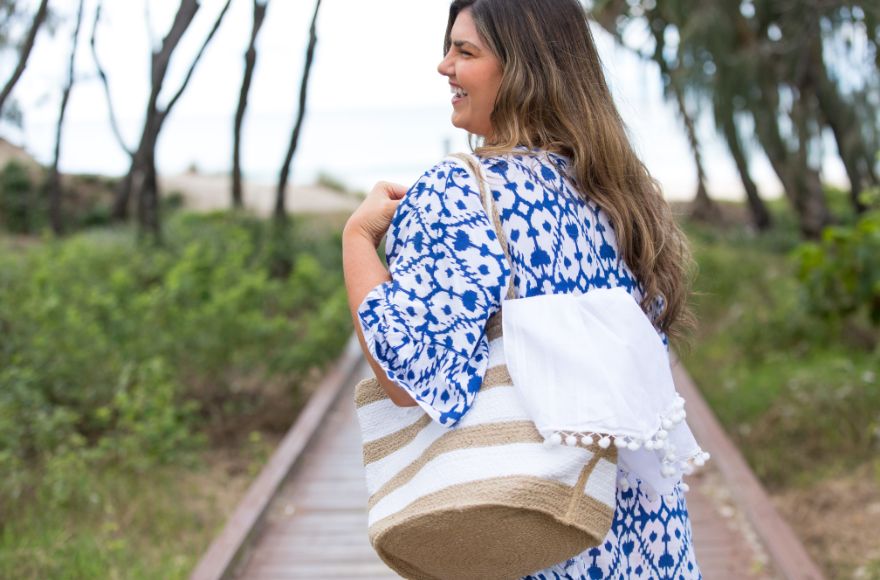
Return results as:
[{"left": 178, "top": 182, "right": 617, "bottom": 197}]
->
[{"left": 353, "top": 153, "right": 618, "bottom": 580}]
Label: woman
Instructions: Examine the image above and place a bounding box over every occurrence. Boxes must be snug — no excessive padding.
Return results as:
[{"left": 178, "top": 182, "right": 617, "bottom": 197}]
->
[{"left": 343, "top": 0, "right": 701, "bottom": 577}]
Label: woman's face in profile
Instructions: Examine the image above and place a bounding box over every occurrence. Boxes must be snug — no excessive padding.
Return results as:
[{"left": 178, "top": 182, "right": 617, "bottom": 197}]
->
[{"left": 437, "top": 8, "right": 503, "bottom": 138}]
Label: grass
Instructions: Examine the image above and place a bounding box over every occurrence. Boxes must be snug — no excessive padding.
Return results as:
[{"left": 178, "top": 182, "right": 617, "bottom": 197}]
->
[{"left": 0, "top": 444, "right": 271, "bottom": 580}]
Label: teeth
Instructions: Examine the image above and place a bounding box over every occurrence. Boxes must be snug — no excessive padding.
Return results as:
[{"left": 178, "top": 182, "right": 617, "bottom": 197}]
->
[{"left": 450, "top": 86, "right": 468, "bottom": 97}]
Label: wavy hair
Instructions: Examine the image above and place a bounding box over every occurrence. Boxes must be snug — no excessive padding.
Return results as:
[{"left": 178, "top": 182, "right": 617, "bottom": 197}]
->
[{"left": 445, "top": 0, "right": 697, "bottom": 346}]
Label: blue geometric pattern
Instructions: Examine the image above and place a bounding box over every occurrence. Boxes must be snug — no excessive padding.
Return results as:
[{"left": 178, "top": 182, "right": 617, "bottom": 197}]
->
[{"left": 357, "top": 148, "right": 697, "bottom": 577}]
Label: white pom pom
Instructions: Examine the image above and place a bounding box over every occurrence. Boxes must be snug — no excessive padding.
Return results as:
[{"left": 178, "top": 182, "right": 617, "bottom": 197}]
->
[
  {"left": 581, "top": 434, "right": 594, "bottom": 446},
  {"left": 656, "top": 429, "right": 668, "bottom": 440},
  {"left": 627, "top": 440, "right": 641, "bottom": 451},
  {"left": 614, "top": 437, "right": 626, "bottom": 448},
  {"left": 680, "top": 482, "right": 690, "bottom": 492},
  {"left": 598, "top": 436, "right": 611, "bottom": 449},
  {"left": 565, "top": 434, "right": 577, "bottom": 446},
  {"left": 643, "top": 439, "right": 655, "bottom": 451},
  {"left": 661, "top": 419, "right": 673, "bottom": 430},
  {"left": 618, "top": 477, "right": 631, "bottom": 491},
  {"left": 549, "top": 432, "right": 563, "bottom": 446},
  {"left": 661, "top": 464, "right": 676, "bottom": 477}
]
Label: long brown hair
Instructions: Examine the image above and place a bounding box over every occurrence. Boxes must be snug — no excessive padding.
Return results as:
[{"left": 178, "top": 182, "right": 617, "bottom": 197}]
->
[{"left": 445, "top": 0, "right": 696, "bottom": 346}]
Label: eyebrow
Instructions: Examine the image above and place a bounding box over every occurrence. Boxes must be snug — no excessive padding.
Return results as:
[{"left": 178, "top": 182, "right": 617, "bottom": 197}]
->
[{"left": 452, "top": 39, "right": 480, "bottom": 51}]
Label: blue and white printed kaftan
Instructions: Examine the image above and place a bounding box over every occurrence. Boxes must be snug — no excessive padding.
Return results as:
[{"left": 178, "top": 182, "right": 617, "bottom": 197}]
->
[{"left": 357, "top": 148, "right": 702, "bottom": 579}]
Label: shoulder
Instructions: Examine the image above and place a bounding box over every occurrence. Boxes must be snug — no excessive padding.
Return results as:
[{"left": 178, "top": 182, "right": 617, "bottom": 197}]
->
[{"left": 394, "top": 155, "right": 492, "bottom": 225}]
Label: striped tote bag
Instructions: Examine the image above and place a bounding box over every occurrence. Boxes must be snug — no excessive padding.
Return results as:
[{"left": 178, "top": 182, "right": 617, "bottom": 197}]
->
[{"left": 353, "top": 154, "right": 617, "bottom": 580}]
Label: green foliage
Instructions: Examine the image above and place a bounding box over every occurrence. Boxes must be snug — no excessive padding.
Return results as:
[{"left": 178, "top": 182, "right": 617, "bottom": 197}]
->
[
  {"left": 0, "top": 160, "right": 35, "bottom": 233},
  {"left": 0, "top": 211, "right": 352, "bottom": 533},
  {"left": 794, "top": 209, "right": 880, "bottom": 328},
  {"left": 680, "top": 217, "right": 880, "bottom": 490}
]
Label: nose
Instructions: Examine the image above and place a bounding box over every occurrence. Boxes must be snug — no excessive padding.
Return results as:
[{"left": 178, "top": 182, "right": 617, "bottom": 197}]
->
[{"left": 437, "top": 50, "right": 453, "bottom": 77}]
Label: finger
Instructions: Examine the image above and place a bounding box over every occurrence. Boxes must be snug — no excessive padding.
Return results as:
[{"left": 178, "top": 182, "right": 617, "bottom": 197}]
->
[{"left": 384, "top": 183, "right": 409, "bottom": 200}]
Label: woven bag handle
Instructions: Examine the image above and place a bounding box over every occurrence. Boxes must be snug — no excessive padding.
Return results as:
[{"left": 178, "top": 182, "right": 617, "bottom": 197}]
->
[{"left": 450, "top": 153, "right": 516, "bottom": 301}]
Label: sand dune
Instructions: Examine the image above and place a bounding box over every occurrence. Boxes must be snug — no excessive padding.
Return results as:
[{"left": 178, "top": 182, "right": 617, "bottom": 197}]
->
[{"left": 160, "top": 172, "right": 362, "bottom": 216}]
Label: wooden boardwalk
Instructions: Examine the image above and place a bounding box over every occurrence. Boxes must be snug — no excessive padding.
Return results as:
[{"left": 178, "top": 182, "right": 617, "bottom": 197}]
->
[{"left": 193, "top": 341, "right": 824, "bottom": 580}]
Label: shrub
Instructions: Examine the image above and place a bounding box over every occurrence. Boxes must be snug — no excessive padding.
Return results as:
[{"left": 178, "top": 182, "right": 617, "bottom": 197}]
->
[
  {"left": 0, "top": 211, "right": 352, "bottom": 520},
  {"left": 0, "top": 161, "right": 34, "bottom": 233},
  {"left": 794, "top": 209, "right": 880, "bottom": 330}
]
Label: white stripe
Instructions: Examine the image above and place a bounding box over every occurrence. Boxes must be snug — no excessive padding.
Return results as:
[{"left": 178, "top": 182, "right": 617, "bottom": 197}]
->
[
  {"left": 584, "top": 457, "right": 617, "bottom": 508},
  {"left": 368, "top": 442, "right": 594, "bottom": 526},
  {"left": 487, "top": 335, "right": 506, "bottom": 369},
  {"left": 364, "top": 385, "right": 530, "bottom": 494},
  {"left": 357, "top": 399, "right": 426, "bottom": 443}
]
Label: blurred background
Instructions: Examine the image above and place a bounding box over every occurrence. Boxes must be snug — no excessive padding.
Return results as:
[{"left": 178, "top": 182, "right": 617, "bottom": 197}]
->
[{"left": 0, "top": 0, "right": 877, "bottom": 578}]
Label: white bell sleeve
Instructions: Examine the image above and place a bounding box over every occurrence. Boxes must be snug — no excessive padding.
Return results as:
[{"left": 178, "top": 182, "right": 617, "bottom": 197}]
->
[{"left": 356, "top": 159, "right": 509, "bottom": 427}]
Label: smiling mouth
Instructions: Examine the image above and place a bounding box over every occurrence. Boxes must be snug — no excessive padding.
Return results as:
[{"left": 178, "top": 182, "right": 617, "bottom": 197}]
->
[{"left": 451, "top": 86, "right": 469, "bottom": 103}]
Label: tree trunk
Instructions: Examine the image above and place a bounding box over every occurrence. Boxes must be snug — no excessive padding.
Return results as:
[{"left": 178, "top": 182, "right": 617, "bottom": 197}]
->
[
  {"left": 719, "top": 109, "right": 772, "bottom": 230},
  {"left": 645, "top": 11, "right": 721, "bottom": 224},
  {"left": 0, "top": 0, "right": 49, "bottom": 115},
  {"left": 120, "top": 0, "right": 231, "bottom": 237},
  {"left": 276, "top": 0, "right": 322, "bottom": 221},
  {"left": 750, "top": 76, "right": 830, "bottom": 239},
  {"left": 809, "top": 44, "right": 878, "bottom": 214},
  {"left": 48, "top": 0, "right": 86, "bottom": 235},
  {"left": 232, "top": 0, "right": 268, "bottom": 209},
  {"left": 673, "top": 85, "right": 721, "bottom": 224},
  {"left": 92, "top": 0, "right": 137, "bottom": 220}
]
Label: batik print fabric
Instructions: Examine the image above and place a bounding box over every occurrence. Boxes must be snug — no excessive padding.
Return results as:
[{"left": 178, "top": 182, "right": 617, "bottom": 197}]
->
[{"left": 357, "top": 149, "right": 700, "bottom": 579}]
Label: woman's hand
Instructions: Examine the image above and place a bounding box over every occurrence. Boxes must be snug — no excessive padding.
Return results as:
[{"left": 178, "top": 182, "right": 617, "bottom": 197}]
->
[{"left": 344, "top": 181, "right": 409, "bottom": 248}]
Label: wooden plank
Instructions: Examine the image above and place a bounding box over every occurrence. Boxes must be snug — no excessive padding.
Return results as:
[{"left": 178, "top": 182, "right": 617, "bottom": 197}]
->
[
  {"left": 670, "top": 354, "right": 826, "bottom": 580},
  {"left": 189, "top": 335, "right": 366, "bottom": 580}
]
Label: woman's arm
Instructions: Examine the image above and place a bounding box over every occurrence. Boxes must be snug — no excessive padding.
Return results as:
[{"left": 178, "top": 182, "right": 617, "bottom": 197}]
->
[{"left": 343, "top": 185, "right": 417, "bottom": 407}]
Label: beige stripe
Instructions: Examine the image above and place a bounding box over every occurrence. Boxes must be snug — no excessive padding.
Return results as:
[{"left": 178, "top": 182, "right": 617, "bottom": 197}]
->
[
  {"left": 482, "top": 364, "right": 512, "bottom": 389},
  {"left": 355, "top": 377, "right": 386, "bottom": 408},
  {"left": 367, "top": 421, "right": 543, "bottom": 508},
  {"left": 355, "top": 358, "right": 511, "bottom": 411},
  {"left": 486, "top": 311, "right": 503, "bottom": 341},
  {"left": 356, "top": 362, "right": 512, "bottom": 413},
  {"left": 369, "top": 475, "right": 614, "bottom": 580},
  {"left": 363, "top": 414, "right": 432, "bottom": 465}
]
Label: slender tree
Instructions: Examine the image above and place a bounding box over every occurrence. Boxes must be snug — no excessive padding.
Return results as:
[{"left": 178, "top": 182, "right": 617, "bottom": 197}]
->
[
  {"left": 645, "top": 10, "right": 722, "bottom": 223},
  {"left": 97, "top": 0, "right": 232, "bottom": 237},
  {"left": 593, "top": 2, "right": 724, "bottom": 223},
  {"left": 276, "top": 0, "right": 322, "bottom": 221},
  {"left": 91, "top": 0, "right": 138, "bottom": 224},
  {"left": 47, "top": 0, "right": 85, "bottom": 235},
  {"left": 232, "top": 0, "right": 269, "bottom": 209},
  {"left": 0, "top": 0, "right": 49, "bottom": 116}
]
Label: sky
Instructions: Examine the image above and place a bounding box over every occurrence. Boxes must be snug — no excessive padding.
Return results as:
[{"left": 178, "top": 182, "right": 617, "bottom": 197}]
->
[{"left": 0, "top": 0, "right": 850, "bottom": 200}]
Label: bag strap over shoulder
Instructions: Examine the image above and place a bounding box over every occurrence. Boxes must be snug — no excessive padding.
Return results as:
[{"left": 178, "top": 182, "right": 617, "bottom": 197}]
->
[{"left": 449, "top": 152, "right": 516, "bottom": 301}]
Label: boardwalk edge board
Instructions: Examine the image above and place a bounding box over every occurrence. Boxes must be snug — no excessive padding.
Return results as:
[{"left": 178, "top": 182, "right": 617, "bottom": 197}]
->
[{"left": 190, "top": 333, "right": 365, "bottom": 580}]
